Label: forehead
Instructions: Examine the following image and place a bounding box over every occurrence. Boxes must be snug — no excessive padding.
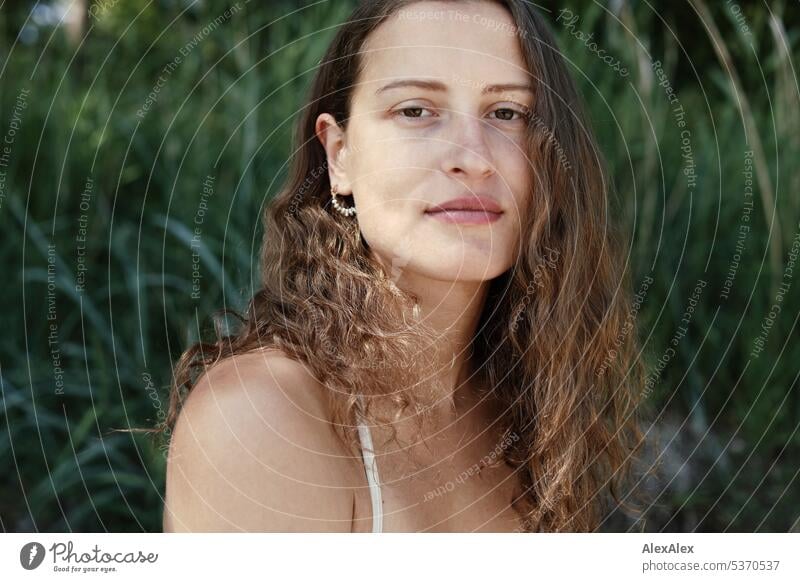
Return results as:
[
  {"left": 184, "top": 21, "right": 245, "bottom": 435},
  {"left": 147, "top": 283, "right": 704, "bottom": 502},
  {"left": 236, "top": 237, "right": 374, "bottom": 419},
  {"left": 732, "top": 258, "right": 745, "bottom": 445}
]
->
[{"left": 356, "top": 1, "right": 530, "bottom": 91}]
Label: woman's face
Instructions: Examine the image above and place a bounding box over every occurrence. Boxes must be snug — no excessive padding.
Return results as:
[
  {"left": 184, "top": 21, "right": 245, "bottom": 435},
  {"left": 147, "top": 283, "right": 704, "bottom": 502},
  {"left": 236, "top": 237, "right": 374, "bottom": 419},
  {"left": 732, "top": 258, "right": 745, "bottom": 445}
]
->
[{"left": 317, "top": 0, "right": 533, "bottom": 284}]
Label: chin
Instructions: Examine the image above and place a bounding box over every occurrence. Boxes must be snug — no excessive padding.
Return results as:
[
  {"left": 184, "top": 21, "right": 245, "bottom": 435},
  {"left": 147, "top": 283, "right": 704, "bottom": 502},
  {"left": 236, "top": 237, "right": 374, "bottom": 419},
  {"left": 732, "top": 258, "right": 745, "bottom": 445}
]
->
[{"left": 411, "top": 259, "right": 510, "bottom": 283}]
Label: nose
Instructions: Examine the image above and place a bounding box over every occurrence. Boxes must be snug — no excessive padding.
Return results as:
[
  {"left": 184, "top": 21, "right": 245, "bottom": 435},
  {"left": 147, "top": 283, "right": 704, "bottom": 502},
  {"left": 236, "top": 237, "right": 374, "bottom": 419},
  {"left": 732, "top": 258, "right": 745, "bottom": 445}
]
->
[{"left": 441, "top": 111, "right": 495, "bottom": 180}]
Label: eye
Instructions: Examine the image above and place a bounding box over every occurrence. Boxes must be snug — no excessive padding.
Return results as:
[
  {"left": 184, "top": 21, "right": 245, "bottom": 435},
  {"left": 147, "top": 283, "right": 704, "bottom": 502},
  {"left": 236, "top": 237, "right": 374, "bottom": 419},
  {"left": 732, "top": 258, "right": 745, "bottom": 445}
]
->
[
  {"left": 392, "top": 106, "right": 435, "bottom": 120},
  {"left": 490, "top": 106, "right": 531, "bottom": 122}
]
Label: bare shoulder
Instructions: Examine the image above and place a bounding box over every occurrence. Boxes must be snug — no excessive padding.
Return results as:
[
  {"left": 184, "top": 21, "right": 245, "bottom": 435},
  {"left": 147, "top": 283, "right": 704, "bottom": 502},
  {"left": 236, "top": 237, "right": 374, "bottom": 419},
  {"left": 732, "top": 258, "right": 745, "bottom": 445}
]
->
[{"left": 162, "top": 348, "right": 360, "bottom": 532}]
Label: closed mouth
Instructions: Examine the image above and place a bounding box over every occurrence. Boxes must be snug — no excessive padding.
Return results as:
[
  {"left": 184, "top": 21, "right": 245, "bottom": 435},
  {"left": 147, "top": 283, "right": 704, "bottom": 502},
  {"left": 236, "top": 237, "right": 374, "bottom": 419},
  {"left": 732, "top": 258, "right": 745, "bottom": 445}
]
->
[
  {"left": 423, "top": 208, "right": 503, "bottom": 225},
  {"left": 425, "top": 196, "right": 504, "bottom": 215}
]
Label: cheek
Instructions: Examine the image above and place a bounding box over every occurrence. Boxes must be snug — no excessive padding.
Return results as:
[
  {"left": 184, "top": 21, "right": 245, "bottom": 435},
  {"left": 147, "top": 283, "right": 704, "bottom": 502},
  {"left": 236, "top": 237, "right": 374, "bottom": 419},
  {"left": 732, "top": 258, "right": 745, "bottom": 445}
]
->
[
  {"left": 491, "top": 146, "right": 531, "bottom": 259},
  {"left": 349, "top": 138, "right": 431, "bottom": 216},
  {"left": 357, "top": 212, "right": 428, "bottom": 279},
  {"left": 492, "top": 151, "right": 531, "bottom": 224},
  {"left": 349, "top": 166, "right": 425, "bottom": 266}
]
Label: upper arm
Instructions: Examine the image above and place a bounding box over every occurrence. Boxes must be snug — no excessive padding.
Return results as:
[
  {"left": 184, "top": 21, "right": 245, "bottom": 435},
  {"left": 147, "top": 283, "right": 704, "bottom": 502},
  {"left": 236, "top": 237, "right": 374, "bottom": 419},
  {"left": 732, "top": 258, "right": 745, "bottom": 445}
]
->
[{"left": 162, "top": 351, "right": 356, "bottom": 532}]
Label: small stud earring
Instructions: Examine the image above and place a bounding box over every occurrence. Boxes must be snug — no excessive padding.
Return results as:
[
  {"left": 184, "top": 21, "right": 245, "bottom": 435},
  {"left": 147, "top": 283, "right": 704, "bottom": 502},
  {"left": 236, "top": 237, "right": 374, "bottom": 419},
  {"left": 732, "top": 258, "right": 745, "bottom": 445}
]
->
[{"left": 330, "top": 184, "right": 356, "bottom": 217}]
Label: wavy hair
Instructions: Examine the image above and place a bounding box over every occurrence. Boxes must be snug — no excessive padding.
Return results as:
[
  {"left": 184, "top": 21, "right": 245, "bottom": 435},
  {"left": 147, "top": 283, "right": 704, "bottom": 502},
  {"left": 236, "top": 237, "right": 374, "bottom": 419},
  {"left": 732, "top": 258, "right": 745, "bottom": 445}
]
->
[{"left": 150, "top": 0, "right": 651, "bottom": 532}]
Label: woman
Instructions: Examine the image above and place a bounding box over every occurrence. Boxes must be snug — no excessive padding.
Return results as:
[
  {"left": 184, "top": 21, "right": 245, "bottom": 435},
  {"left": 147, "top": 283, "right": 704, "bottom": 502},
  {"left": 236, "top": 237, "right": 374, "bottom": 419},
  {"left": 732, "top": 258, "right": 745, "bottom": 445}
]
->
[{"left": 161, "top": 0, "right": 648, "bottom": 533}]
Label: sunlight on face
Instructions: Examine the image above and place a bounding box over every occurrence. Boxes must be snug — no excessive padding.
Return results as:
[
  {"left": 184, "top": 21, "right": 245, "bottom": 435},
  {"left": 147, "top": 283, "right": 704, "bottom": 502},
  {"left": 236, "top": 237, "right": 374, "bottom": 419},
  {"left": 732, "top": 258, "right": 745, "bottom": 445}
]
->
[{"left": 327, "top": 1, "right": 533, "bottom": 284}]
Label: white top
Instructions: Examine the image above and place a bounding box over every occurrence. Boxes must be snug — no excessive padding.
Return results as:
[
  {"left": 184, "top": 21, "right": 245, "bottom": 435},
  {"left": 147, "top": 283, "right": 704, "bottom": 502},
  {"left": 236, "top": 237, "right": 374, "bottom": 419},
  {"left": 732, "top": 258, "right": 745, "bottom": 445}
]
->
[{"left": 356, "top": 413, "right": 383, "bottom": 533}]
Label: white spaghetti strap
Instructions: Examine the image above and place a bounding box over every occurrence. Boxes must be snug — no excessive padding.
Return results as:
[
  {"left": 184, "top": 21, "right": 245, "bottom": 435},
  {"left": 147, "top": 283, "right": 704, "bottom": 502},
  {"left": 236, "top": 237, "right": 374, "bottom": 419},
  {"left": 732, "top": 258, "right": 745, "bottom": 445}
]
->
[{"left": 356, "top": 410, "right": 383, "bottom": 533}]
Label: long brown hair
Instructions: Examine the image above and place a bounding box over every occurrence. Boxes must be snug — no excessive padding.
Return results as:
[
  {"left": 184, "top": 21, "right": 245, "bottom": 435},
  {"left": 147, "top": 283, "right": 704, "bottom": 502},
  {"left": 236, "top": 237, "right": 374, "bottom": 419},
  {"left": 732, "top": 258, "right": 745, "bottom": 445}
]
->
[{"left": 151, "top": 0, "right": 651, "bottom": 532}]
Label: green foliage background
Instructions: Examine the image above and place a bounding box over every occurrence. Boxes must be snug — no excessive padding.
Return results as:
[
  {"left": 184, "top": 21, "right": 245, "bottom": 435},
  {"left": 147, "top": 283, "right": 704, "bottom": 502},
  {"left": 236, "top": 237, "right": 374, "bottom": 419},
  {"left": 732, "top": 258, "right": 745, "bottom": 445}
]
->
[{"left": 1, "top": 0, "right": 798, "bottom": 532}]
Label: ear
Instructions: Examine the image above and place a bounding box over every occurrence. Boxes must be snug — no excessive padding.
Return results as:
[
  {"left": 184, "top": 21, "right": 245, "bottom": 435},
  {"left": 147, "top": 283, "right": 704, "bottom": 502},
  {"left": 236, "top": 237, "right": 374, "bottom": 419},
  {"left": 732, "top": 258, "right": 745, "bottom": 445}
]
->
[{"left": 315, "top": 113, "right": 352, "bottom": 196}]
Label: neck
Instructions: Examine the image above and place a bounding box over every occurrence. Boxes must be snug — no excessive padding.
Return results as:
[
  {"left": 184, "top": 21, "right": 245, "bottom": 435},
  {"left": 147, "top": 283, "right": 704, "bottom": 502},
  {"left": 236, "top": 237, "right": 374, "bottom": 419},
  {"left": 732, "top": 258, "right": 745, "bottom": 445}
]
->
[{"left": 390, "top": 267, "right": 490, "bottom": 420}]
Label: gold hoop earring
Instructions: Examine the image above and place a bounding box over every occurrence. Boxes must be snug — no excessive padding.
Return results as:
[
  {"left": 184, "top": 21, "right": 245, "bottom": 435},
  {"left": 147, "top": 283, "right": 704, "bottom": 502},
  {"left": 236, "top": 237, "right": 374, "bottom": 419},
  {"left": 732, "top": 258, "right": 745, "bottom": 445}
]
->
[{"left": 331, "top": 184, "right": 356, "bottom": 217}]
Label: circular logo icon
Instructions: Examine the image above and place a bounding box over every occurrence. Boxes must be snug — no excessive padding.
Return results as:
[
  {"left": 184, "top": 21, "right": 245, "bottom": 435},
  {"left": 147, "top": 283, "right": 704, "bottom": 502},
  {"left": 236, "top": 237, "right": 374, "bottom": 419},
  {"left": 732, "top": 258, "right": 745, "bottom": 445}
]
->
[{"left": 20, "top": 542, "right": 46, "bottom": 570}]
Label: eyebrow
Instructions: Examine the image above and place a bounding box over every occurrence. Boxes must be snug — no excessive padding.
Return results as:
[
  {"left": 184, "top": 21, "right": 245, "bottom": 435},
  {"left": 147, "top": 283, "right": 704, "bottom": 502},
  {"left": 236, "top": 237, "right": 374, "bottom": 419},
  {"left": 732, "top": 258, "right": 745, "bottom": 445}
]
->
[{"left": 375, "top": 79, "right": 534, "bottom": 95}]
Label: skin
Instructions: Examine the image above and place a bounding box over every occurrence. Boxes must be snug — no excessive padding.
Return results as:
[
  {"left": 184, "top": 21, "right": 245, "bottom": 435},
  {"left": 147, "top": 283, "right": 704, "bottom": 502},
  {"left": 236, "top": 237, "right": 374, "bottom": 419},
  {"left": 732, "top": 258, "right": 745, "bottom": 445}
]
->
[
  {"left": 164, "top": 0, "right": 531, "bottom": 533},
  {"left": 316, "top": 0, "right": 533, "bottom": 418}
]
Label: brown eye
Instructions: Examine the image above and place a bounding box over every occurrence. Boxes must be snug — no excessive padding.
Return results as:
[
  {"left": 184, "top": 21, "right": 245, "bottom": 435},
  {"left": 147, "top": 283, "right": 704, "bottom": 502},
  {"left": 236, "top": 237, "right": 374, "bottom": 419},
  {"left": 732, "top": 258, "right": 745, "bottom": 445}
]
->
[
  {"left": 394, "top": 106, "right": 430, "bottom": 119},
  {"left": 492, "top": 107, "right": 528, "bottom": 121}
]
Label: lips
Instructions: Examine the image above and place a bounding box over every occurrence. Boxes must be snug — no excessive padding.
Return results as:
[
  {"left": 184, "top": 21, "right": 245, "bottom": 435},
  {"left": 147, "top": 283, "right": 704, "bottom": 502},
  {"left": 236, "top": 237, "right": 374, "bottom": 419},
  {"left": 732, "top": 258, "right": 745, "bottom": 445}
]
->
[
  {"left": 424, "top": 195, "right": 504, "bottom": 225},
  {"left": 425, "top": 196, "right": 504, "bottom": 214}
]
